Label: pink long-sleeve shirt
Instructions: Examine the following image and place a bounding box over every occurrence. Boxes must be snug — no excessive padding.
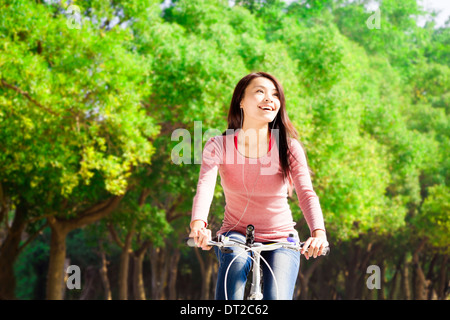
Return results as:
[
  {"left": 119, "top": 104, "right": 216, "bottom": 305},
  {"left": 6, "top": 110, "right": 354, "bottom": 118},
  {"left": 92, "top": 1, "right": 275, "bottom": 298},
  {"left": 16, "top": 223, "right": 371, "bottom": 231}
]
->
[{"left": 191, "top": 129, "right": 325, "bottom": 242}]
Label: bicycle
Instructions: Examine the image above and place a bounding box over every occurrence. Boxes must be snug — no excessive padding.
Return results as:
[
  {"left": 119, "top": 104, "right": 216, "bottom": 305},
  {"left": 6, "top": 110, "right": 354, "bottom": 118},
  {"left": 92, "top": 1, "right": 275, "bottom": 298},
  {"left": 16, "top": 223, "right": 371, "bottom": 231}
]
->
[{"left": 186, "top": 224, "right": 330, "bottom": 300}]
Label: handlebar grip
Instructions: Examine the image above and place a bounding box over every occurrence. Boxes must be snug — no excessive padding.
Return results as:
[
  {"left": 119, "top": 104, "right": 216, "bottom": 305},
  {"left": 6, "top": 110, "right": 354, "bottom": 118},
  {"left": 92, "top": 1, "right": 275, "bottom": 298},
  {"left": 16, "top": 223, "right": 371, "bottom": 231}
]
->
[
  {"left": 299, "top": 242, "right": 330, "bottom": 256},
  {"left": 322, "top": 246, "right": 330, "bottom": 256},
  {"left": 186, "top": 238, "right": 197, "bottom": 247},
  {"left": 186, "top": 237, "right": 216, "bottom": 248}
]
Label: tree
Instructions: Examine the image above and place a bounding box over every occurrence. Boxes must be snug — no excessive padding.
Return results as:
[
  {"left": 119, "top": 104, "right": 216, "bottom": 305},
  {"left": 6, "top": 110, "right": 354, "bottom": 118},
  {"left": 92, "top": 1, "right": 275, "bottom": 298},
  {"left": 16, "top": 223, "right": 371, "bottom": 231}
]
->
[{"left": 0, "top": 0, "right": 159, "bottom": 299}]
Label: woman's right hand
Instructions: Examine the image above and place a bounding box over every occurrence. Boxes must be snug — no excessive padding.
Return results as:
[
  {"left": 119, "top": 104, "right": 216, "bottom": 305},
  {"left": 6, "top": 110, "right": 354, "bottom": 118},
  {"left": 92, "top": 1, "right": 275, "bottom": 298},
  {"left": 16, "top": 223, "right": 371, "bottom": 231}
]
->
[{"left": 189, "top": 220, "right": 212, "bottom": 250}]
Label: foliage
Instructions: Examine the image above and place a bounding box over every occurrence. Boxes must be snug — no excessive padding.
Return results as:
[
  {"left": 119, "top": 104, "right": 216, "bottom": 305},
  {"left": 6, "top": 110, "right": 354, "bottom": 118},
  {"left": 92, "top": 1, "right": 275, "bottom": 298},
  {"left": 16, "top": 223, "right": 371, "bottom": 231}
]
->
[
  {"left": 413, "top": 184, "right": 450, "bottom": 253},
  {"left": 0, "top": 0, "right": 159, "bottom": 208},
  {"left": 1, "top": 0, "right": 448, "bottom": 300}
]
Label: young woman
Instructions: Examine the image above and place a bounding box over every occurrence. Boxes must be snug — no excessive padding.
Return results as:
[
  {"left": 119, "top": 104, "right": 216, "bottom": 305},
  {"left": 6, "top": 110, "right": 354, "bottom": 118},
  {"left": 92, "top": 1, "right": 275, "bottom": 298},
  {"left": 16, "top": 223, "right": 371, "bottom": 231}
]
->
[{"left": 189, "top": 71, "right": 328, "bottom": 300}]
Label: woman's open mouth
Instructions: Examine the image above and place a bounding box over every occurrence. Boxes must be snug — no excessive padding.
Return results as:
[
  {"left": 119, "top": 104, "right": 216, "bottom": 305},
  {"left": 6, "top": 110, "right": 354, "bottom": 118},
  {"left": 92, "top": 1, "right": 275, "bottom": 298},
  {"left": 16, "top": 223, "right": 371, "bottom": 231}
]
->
[{"left": 258, "top": 105, "right": 274, "bottom": 112}]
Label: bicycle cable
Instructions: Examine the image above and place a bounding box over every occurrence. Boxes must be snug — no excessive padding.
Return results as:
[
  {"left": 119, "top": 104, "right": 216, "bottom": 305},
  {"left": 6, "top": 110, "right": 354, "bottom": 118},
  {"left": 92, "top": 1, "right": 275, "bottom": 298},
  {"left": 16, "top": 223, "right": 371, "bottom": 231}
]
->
[{"left": 223, "top": 246, "right": 279, "bottom": 300}]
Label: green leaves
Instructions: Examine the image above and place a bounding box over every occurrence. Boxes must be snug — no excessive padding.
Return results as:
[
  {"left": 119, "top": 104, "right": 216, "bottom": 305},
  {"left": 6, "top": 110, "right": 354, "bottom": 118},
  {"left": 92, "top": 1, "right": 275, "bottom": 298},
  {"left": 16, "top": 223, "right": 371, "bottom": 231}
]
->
[
  {"left": 413, "top": 185, "right": 450, "bottom": 253},
  {"left": 0, "top": 1, "right": 158, "bottom": 204}
]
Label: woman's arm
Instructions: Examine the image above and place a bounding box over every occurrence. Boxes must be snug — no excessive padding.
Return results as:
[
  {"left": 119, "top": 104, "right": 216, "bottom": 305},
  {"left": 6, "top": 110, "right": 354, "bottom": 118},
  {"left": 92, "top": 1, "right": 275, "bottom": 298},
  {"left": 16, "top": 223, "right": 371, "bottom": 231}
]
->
[
  {"left": 289, "top": 139, "right": 328, "bottom": 258},
  {"left": 190, "top": 136, "right": 222, "bottom": 226},
  {"left": 189, "top": 137, "right": 222, "bottom": 250}
]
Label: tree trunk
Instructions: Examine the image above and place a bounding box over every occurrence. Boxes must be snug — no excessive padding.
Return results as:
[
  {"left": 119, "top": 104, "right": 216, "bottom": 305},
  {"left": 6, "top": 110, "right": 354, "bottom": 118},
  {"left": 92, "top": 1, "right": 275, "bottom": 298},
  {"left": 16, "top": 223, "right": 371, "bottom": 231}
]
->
[
  {"left": 401, "top": 256, "right": 411, "bottom": 300},
  {"left": 437, "top": 255, "right": 448, "bottom": 300},
  {"left": 191, "top": 246, "right": 216, "bottom": 300},
  {"left": 378, "top": 262, "right": 386, "bottom": 300},
  {"left": 388, "top": 257, "right": 402, "bottom": 300},
  {"left": 62, "top": 258, "right": 71, "bottom": 299},
  {"left": 211, "top": 258, "right": 218, "bottom": 299},
  {"left": 297, "top": 271, "right": 308, "bottom": 299},
  {"left": 150, "top": 245, "right": 169, "bottom": 300},
  {"left": 118, "top": 250, "right": 130, "bottom": 300},
  {"left": 193, "top": 247, "right": 208, "bottom": 299},
  {"left": 412, "top": 242, "right": 427, "bottom": 300},
  {"left": 118, "top": 223, "right": 135, "bottom": 300},
  {"left": 80, "top": 265, "right": 97, "bottom": 300},
  {"left": 204, "top": 253, "right": 215, "bottom": 300},
  {"left": 133, "top": 254, "right": 145, "bottom": 300},
  {"left": 345, "top": 245, "right": 360, "bottom": 299},
  {"left": 98, "top": 245, "right": 112, "bottom": 300},
  {"left": 133, "top": 244, "right": 149, "bottom": 300},
  {"left": 298, "top": 257, "right": 322, "bottom": 299},
  {"left": 46, "top": 195, "right": 123, "bottom": 300},
  {"left": 0, "top": 198, "right": 28, "bottom": 300},
  {"left": 426, "top": 254, "right": 438, "bottom": 300},
  {"left": 168, "top": 248, "right": 180, "bottom": 300},
  {"left": 46, "top": 218, "right": 70, "bottom": 300}
]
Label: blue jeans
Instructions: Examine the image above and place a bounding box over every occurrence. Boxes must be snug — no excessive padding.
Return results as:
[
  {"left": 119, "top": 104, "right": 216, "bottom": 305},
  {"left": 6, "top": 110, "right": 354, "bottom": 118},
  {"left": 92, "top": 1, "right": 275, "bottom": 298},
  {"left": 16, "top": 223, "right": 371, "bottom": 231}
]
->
[{"left": 214, "top": 231, "right": 300, "bottom": 300}]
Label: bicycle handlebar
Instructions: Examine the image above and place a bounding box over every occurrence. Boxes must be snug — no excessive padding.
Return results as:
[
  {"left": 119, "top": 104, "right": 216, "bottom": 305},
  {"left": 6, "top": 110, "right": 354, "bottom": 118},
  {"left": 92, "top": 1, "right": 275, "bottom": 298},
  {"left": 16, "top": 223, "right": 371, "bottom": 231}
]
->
[{"left": 186, "top": 235, "right": 330, "bottom": 256}]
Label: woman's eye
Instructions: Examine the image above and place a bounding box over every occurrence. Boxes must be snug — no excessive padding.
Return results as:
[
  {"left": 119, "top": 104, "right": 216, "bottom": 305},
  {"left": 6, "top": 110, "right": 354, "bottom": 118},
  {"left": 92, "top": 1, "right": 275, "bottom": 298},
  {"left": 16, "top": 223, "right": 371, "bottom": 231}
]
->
[{"left": 256, "top": 89, "right": 279, "bottom": 97}]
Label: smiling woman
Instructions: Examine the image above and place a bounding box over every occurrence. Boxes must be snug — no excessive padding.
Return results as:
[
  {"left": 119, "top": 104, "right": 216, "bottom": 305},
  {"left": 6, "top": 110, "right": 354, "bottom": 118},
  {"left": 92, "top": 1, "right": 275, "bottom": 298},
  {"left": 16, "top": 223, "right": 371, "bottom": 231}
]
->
[
  {"left": 238, "top": 77, "right": 281, "bottom": 158},
  {"left": 189, "top": 71, "right": 328, "bottom": 300},
  {"left": 225, "top": 72, "right": 300, "bottom": 183}
]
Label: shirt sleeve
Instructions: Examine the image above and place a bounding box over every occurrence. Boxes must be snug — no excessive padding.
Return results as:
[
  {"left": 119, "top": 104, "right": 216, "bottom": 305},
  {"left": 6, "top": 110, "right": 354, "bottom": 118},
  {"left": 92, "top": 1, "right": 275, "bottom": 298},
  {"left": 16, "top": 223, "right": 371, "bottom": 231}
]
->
[
  {"left": 191, "top": 136, "right": 222, "bottom": 227},
  {"left": 289, "top": 139, "right": 326, "bottom": 235}
]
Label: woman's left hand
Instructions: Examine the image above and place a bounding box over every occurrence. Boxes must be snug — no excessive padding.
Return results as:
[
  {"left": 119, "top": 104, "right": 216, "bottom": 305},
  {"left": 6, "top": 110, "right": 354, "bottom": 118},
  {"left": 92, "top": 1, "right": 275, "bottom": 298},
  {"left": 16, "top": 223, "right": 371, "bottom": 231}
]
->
[{"left": 301, "top": 229, "right": 329, "bottom": 260}]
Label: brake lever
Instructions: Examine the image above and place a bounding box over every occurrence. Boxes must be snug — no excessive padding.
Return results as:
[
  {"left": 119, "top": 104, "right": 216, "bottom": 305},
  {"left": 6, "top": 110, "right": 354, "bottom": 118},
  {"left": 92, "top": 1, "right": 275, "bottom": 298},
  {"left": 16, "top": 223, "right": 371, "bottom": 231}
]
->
[{"left": 216, "top": 235, "right": 234, "bottom": 253}]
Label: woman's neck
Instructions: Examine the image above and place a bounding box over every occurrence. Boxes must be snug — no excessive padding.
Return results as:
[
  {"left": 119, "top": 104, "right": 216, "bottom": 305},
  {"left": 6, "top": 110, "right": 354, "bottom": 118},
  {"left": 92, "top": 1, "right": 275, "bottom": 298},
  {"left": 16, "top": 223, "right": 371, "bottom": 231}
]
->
[
  {"left": 240, "top": 124, "right": 270, "bottom": 144},
  {"left": 238, "top": 125, "right": 271, "bottom": 158}
]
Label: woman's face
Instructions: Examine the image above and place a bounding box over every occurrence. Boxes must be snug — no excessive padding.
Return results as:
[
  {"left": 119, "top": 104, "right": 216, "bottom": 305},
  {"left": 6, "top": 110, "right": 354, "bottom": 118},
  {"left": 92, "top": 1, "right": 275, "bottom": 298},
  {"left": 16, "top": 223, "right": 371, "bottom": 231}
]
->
[{"left": 240, "top": 77, "right": 281, "bottom": 127}]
